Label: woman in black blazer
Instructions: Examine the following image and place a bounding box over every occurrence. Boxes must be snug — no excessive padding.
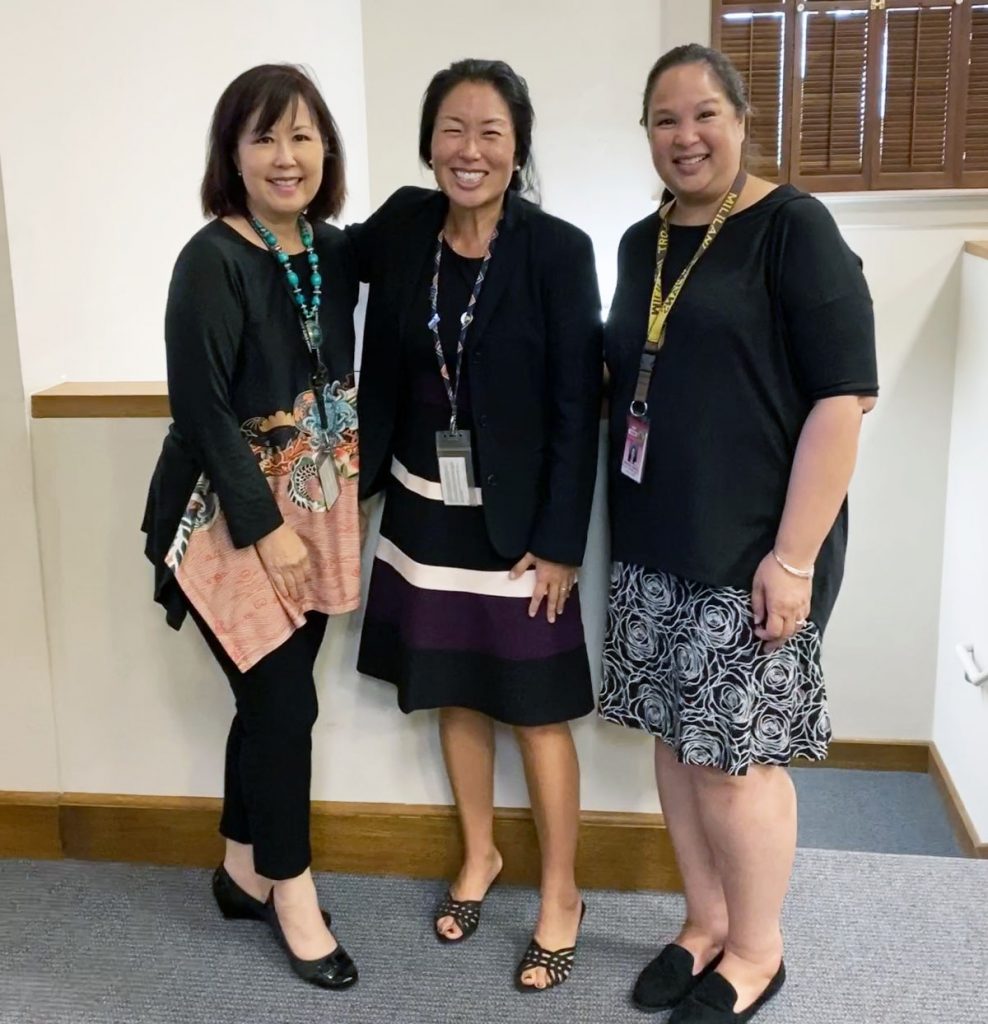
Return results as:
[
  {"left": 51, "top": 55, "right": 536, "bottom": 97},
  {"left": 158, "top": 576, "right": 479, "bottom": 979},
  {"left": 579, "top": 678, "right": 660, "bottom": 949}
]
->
[{"left": 348, "top": 59, "right": 601, "bottom": 991}]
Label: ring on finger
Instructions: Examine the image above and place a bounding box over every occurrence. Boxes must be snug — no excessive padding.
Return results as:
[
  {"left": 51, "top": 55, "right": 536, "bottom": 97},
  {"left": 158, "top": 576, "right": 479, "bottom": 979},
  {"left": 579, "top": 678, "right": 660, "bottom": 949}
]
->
[{"left": 796, "top": 618, "right": 808, "bottom": 628}]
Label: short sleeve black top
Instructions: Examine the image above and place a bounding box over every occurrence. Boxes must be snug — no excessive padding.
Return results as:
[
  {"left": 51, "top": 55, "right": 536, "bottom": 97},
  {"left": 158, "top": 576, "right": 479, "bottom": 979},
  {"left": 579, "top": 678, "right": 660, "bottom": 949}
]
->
[{"left": 605, "top": 185, "right": 878, "bottom": 632}]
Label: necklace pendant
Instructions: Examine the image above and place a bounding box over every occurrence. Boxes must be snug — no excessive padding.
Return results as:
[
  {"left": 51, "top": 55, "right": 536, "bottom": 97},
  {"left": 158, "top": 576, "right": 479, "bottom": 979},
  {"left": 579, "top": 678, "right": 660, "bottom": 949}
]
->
[{"left": 303, "top": 318, "right": 322, "bottom": 351}]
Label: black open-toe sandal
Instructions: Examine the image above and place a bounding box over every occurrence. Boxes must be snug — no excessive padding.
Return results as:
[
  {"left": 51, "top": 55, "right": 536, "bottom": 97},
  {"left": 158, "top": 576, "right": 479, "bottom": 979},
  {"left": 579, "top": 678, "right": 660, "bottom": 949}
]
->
[
  {"left": 514, "top": 901, "right": 587, "bottom": 992},
  {"left": 434, "top": 890, "right": 484, "bottom": 944}
]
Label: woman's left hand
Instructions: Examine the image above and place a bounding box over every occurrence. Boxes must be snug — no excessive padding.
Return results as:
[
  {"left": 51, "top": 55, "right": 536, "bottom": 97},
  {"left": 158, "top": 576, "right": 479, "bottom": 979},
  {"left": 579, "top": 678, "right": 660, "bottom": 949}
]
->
[
  {"left": 509, "top": 552, "right": 577, "bottom": 624},
  {"left": 751, "top": 552, "right": 812, "bottom": 653}
]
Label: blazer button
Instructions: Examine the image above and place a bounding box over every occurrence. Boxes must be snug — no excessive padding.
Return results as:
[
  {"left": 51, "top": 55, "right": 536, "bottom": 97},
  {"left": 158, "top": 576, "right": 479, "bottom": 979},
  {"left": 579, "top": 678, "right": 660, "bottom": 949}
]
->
[
  {"left": 478, "top": 414, "right": 488, "bottom": 427},
  {"left": 486, "top": 473, "right": 497, "bottom": 486}
]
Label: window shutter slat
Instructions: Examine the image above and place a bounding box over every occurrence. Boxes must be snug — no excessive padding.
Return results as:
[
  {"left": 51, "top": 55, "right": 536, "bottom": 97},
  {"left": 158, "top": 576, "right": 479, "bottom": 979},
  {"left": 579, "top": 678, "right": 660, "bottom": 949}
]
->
[
  {"left": 718, "top": 11, "right": 787, "bottom": 179},
  {"left": 965, "top": 5, "right": 988, "bottom": 173},
  {"left": 879, "top": 5, "right": 955, "bottom": 177},
  {"left": 796, "top": 9, "right": 870, "bottom": 178}
]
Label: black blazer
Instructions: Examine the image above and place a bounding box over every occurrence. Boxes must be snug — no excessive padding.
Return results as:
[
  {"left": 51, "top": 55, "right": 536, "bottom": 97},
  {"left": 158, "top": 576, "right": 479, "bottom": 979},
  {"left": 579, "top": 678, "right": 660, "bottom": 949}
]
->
[{"left": 347, "top": 186, "right": 602, "bottom": 566}]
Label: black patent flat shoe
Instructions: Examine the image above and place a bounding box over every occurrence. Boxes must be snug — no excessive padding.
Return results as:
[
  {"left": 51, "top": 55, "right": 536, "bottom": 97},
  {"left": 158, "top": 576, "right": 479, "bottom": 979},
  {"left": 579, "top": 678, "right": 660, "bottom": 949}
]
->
[
  {"left": 669, "top": 961, "right": 786, "bottom": 1024},
  {"left": 265, "top": 892, "right": 357, "bottom": 990},
  {"left": 211, "top": 864, "right": 330, "bottom": 927},
  {"left": 632, "top": 944, "right": 724, "bottom": 1012}
]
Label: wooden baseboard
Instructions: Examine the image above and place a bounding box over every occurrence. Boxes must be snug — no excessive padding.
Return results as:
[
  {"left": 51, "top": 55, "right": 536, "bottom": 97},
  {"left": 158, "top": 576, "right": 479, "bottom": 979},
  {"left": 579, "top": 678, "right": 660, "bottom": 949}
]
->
[
  {"left": 4, "top": 738, "right": 983, "bottom": 877},
  {"left": 54, "top": 795, "right": 682, "bottom": 891},
  {"left": 0, "top": 792, "right": 61, "bottom": 859},
  {"left": 320, "top": 803, "right": 683, "bottom": 890},
  {"left": 59, "top": 793, "right": 225, "bottom": 867},
  {"left": 928, "top": 744, "right": 988, "bottom": 859},
  {"left": 812, "top": 739, "right": 931, "bottom": 773}
]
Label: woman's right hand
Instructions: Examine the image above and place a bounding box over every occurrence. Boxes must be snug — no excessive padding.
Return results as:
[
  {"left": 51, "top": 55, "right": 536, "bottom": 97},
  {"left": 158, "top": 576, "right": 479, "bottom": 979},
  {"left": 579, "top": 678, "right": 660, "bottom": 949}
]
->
[{"left": 255, "top": 523, "right": 310, "bottom": 603}]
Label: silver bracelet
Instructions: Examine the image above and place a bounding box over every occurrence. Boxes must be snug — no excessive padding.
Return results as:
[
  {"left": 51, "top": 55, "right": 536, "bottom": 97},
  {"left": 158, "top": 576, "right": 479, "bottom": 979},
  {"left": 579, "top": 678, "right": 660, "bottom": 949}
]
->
[{"left": 772, "top": 549, "right": 814, "bottom": 580}]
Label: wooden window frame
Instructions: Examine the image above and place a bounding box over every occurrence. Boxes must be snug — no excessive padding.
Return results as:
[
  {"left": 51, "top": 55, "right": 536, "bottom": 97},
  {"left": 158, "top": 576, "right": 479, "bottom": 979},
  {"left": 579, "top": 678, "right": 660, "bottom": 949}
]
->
[{"left": 711, "top": 0, "right": 988, "bottom": 191}]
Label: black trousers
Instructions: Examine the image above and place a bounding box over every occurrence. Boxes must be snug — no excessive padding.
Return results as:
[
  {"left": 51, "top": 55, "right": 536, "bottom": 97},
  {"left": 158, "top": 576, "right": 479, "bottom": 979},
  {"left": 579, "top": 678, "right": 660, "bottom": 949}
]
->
[{"left": 189, "top": 607, "right": 328, "bottom": 880}]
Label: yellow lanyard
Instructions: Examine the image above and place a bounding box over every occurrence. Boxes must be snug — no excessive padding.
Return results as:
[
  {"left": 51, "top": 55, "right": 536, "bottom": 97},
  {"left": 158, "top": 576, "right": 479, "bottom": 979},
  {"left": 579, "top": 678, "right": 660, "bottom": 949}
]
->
[{"left": 646, "top": 169, "right": 747, "bottom": 347}]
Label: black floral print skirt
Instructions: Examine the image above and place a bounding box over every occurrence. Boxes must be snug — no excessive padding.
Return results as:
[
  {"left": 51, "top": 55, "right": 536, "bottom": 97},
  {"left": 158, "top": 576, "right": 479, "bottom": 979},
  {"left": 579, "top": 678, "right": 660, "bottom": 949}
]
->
[{"left": 599, "top": 562, "right": 831, "bottom": 776}]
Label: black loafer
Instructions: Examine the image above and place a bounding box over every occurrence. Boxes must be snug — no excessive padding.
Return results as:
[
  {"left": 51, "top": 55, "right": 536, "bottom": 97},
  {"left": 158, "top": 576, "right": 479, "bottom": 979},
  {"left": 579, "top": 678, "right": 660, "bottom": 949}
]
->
[
  {"left": 669, "top": 961, "right": 786, "bottom": 1024},
  {"left": 632, "top": 944, "right": 724, "bottom": 1012},
  {"left": 211, "top": 864, "right": 330, "bottom": 928},
  {"left": 265, "top": 893, "right": 358, "bottom": 990}
]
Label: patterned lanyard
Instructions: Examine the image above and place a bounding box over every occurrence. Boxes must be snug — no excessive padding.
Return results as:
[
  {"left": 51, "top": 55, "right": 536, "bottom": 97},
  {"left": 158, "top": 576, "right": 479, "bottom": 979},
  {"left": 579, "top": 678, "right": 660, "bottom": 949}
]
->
[{"left": 428, "top": 221, "right": 500, "bottom": 433}]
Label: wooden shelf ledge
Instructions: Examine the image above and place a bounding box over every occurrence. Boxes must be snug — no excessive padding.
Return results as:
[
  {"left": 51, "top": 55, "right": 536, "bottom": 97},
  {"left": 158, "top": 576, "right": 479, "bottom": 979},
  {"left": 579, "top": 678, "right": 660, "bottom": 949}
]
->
[
  {"left": 30, "top": 382, "right": 610, "bottom": 421},
  {"left": 31, "top": 382, "right": 169, "bottom": 418},
  {"left": 964, "top": 241, "right": 988, "bottom": 261}
]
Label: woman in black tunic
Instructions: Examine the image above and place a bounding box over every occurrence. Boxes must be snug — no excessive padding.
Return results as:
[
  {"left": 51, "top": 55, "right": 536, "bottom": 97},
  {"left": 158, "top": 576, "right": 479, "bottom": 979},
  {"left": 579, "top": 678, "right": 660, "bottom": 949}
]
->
[
  {"left": 142, "top": 65, "right": 359, "bottom": 991},
  {"left": 599, "top": 46, "right": 878, "bottom": 1023},
  {"left": 350, "top": 59, "right": 602, "bottom": 990}
]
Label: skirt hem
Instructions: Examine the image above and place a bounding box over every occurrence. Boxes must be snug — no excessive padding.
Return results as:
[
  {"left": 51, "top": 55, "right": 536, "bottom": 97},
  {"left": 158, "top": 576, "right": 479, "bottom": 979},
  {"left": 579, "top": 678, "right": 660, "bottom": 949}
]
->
[{"left": 597, "top": 708, "right": 830, "bottom": 777}]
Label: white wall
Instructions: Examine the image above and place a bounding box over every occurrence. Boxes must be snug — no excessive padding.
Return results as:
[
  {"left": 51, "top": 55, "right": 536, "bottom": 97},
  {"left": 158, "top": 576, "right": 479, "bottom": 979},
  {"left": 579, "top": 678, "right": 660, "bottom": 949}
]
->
[
  {"left": 30, "top": 420, "right": 638, "bottom": 810},
  {"left": 934, "top": 251, "right": 988, "bottom": 843},
  {"left": 817, "top": 197, "right": 988, "bottom": 741},
  {"left": 358, "top": 1, "right": 986, "bottom": 738},
  {"left": 0, "top": 162, "right": 59, "bottom": 792},
  {"left": 6, "top": 0, "right": 988, "bottom": 812},
  {"left": 360, "top": 0, "right": 663, "bottom": 305},
  {"left": 0, "top": 0, "right": 370, "bottom": 793},
  {"left": 0, "top": 0, "right": 371, "bottom": 397}
]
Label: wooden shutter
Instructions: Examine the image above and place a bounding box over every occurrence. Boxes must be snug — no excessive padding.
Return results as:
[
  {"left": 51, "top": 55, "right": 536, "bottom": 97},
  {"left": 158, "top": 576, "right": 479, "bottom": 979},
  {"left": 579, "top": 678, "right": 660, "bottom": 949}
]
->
[
  {"left": 711, "top": 0, "right": 982, "bottom": 190},
  {"left": 790, "top": 2, "right": 873, "bottom": 190},
  {"left": 963, "top": 3, "right": 988, "bottom": 184},
  {"left": 713, "top": 3, "right": 790, "bottom": 180},
  {"left": 873, "top": 0, "right": 965, "bottom": 188}
]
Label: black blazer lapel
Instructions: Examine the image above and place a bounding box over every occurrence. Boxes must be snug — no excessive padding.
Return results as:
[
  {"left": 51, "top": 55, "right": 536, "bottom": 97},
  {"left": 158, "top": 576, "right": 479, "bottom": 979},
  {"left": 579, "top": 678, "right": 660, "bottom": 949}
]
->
[
  {"left": 464, "top": 191, "right": 526, "bottom": 351},
  {"left": 393, "top": 191, "right": 447, "bottom": 340}
]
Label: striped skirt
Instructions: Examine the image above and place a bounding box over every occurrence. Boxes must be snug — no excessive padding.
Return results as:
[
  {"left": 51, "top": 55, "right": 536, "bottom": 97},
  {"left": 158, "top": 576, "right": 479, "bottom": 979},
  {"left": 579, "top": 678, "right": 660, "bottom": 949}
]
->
[{"left": 357, "top": 457, "right": 594, "bottom": 727}]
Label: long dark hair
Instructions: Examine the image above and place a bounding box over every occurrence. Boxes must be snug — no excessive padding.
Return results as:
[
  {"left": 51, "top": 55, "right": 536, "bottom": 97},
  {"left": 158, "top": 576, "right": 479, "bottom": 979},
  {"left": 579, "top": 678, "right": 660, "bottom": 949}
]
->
[
  {"left": 201, "top": 63, "right": 346, "bottom": 221},
  {"left": 418, "top": 58, "right": 539, "bottom": 199}
]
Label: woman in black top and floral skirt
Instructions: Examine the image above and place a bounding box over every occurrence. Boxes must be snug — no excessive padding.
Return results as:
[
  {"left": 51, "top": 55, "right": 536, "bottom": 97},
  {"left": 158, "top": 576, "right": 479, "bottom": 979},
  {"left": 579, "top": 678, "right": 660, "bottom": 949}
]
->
[
  {"left": 349, "top": 59, "right": 602, "bottom": 991},
  {"left": 600, "top": 46, "right": 878, "bottom": 1023}
]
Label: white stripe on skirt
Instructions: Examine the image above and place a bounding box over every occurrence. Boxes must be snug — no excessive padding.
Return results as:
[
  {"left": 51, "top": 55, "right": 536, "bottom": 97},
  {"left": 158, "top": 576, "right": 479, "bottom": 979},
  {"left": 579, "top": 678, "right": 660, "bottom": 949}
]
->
[
  {"left": 391, "top": 457, "right": 484, "bottom": 506},
  {"left": 375, "top": 537, "right": 535, "bottom": 598}
]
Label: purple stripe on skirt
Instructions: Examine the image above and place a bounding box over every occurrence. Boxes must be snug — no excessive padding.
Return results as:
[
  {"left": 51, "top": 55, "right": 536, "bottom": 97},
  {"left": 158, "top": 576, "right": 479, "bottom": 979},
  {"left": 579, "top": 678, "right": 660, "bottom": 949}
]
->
[{"left": 364, "top": 558, "right": 585, "bottom": 662}]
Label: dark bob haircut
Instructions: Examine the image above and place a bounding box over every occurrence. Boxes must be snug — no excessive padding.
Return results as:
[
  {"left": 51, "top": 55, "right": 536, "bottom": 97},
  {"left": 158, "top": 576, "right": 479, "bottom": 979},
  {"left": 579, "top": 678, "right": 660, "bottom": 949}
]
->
[
  {"left": 640, "top": 43, "right": 750, "bottom": 128},
  {"left": 201, "top": 64, "right": 346, "bottom": 221},
  {"left": 418, "top": 58, "right": 539, "bottom": 198}
]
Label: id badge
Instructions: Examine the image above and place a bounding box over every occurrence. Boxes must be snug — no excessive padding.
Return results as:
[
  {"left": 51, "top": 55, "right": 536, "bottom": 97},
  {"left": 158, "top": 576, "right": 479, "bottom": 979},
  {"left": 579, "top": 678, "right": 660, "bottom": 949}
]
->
[
  {"left": 317, "top": 450, "right": 341, "bottom": 510},
  {"left": 435, "top": 429, "right": 479, "bottom": 507},
  {"left": 620, "top": 414, "right": 650, "bottom": 484}
]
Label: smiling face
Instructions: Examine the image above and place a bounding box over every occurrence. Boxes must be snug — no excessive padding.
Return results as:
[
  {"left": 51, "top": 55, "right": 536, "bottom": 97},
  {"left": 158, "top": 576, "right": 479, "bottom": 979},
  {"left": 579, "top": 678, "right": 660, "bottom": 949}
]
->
[
  {"left": 236, "top": 97, "right": 324, "bottom": 225},
  {"left": 645, "top": 61, "right": 746, "bottom": 207},
  {"left": 430, "top": 80, "right": 516, "bottom": 217}
]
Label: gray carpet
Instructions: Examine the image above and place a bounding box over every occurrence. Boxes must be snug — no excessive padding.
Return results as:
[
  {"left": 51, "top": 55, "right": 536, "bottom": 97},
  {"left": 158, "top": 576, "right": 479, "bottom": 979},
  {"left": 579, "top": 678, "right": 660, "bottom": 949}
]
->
[
  {"left": 791, "top": 768, "right": 963, "bottom": 856},
  {"left": 2, "top": 852, "right": 986, "bottom": 1024}
]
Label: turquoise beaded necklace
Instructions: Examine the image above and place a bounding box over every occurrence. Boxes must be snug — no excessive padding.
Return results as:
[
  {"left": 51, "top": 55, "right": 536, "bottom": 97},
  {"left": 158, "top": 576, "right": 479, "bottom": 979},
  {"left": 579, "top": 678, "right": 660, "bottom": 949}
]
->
[{"left": 249, "top": 214, "right": 323, "bottom": 350}]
